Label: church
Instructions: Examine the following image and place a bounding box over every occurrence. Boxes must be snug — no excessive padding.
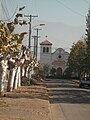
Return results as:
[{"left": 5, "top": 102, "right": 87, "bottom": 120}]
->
[{"left": 40, "top": 39, "right": 69, "bottom": 77}]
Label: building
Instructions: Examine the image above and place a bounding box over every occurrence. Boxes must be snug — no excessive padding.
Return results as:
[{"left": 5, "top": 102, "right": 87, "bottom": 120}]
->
[{"left": 40, "top": 39, "right": 69, "bottom": 77}]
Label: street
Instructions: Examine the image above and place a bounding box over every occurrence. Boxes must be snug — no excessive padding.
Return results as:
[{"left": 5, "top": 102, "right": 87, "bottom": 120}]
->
[{"left": 45, "top": 79, "right": 90, "bottom": 120}]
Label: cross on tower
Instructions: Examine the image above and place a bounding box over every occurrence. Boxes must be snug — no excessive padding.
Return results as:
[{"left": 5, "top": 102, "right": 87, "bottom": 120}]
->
[{"left": 45, "top": 35, "right": 48, "bottom": 39}]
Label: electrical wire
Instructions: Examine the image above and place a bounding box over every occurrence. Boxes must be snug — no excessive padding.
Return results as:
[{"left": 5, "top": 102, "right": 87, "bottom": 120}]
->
[
  {"left": 0, "top": 0, "right": 18, "bottom": 22},
  {"left": 4, "top": 0, "right": 10, "bottom": 18},
  {"left": 7, "top": 6, "right": 18, "bottom": 21},
  {"left": 1, "top": 6, "right": 18, "bottom": 21},
  {"left": 55, "top": 0, "right": 85, "bottom": 17},
  {"left": 1, "top": 1, "right": 9, "bottom": 20}
]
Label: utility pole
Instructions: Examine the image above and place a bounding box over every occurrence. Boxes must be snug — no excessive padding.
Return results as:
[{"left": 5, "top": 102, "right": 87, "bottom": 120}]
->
[
  {"left": 34, "top": 28, "right": 42, "bottom": 59},
  {"left": 24, "top": 15, "right": 38, "bottom": 49},
  {"left": 32, "top": 36, "right": 37, "bottom": 57}
]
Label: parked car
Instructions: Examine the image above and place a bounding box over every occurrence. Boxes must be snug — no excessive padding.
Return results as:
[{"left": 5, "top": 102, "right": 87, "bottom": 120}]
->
[{"left": 79, "top": 76, "right": 90, "bottom": 88}]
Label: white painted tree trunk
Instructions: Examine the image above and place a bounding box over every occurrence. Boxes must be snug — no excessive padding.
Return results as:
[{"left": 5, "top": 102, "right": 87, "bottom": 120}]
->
[
  {"left": 7, "top": 66, "right": 17, "bottom": 92},
  {"left": 14, "top": 66, "right": 21, "bottom": 89},
  {"left": 26, "top": 66, "right": 29, "bottom": 78},
  {"left": 0, "top": 60, "right": 7, "bottom": 95},
  {"left": 18, "top": 66, "right": 21, "bottom": 87},
  {"left": 28, "top": 66, "right": 32, "bottom": 79},
  {"left": 31, "top": 66, "right": 34, "bottom": 75},
  {"left": 24, "top": 67, "right": 27, "bottom": 77},
  {"left": 13, "top": 67, "right": 18, "bottom": 90},
  {"left": 22, "top": 67, "right": 25, "bottom": 77},
  {"left": 20, "top": 58, "right": 25, "bottom": 78}
]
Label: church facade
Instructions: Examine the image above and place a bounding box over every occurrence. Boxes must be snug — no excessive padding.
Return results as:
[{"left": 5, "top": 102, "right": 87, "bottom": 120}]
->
[{"left": 40, "top": 39, "right": 69, "bottom": 76}]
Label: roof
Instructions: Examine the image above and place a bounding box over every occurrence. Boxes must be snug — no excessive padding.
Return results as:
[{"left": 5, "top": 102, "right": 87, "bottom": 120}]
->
[
  {"left": 40, "top": 40, "right": 52, "bottom": 45},
  {"left": 51, "top": 48, "right": 69, "bottom": 55}
]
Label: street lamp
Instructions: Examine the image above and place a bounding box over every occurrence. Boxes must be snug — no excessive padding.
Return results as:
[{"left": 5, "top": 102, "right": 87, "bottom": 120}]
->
[{"left": 32, "top": 24, "right": 45, "bottom": 29}]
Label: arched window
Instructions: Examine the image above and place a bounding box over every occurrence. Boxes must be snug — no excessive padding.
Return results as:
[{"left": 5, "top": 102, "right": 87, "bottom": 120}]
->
[
  {"left": 43, "top": 47, "right": 49, "bottom": 53},
  {"left": 46, "top": 47, "right": 49, "bottom": 53},
  {"left": 43, "top": 47, "right": 45, "bottom": 53}
]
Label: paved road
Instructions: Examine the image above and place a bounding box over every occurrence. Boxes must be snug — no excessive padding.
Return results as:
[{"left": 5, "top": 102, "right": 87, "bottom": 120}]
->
[{"left": 45, "top": 79, "right": 90, "bottom": 120}]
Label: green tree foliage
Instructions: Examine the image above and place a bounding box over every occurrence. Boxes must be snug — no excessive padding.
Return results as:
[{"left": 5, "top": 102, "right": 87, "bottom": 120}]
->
[
  {"left": 85, "top": 8, "right": 90, "bottom": 73},
  {"left": 68, "top": 40, "right": 87, "bottom": 77},
  {"left": 67, "top": 7, "right": 90, "bottom": 77}
]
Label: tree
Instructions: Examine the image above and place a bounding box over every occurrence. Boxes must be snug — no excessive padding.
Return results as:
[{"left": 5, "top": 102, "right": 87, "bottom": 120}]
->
[
  {"left": 0, "top": 6, "right": 27, "bottom": 58},
  {"left": 0, "top": 6, "right": 27, "bottom": 95},
  {"left": 67, "top": 7, "right": 90, "bottom": 78},
  {"left": 68, "top": 40, "right": 87, "bottom": 77},
  {"left": 85, "top": 7, "right": 90, "bottom": 74}
]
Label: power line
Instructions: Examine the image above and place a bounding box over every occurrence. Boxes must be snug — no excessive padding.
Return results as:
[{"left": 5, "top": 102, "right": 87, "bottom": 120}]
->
[
  {"left": 2, "top": 6, "right": 18, "bottom": 21},
  {"left": 55, "top": 0, "right": 85, "bottom": 17},
  {"left": 7, "top": 6, "right": 18, "bottom": 21},
  {"left": 0, "top": 0, "right": 18, "bottom": 21},
  {"left": 4, "top": 0, "right": 10, "bottom": 18},
  {"left": 1, "top": 1, "right": 9, "bottom": 20}
]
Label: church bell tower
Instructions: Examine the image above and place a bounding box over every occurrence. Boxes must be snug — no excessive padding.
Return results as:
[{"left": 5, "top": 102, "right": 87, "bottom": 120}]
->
[{"left": 40, "top": 39, "right": 52, "bottom": 65}]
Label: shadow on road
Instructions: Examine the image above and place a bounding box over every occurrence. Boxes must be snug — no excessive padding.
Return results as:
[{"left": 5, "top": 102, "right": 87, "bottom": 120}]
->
[
  {"left": 46, "top": 79, "right": 90, "bottom": 104},
  {"left": 49, "top": 89, "right": 90, "bottom": 104},
  {"left": 4, "top": 85, "right": 49, "bottom": 101}
]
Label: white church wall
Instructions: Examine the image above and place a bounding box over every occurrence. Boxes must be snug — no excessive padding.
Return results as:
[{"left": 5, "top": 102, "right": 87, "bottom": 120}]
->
[
  {"left": 40, "top": 45, "right": 52, "bottom": 65},
  {"left": 40, "top": 40, "right": 69, "bottom": 75}
]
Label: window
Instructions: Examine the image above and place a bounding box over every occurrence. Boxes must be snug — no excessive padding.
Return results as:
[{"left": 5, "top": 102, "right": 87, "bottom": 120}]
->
[
  {"left": 46, "top": 47, "right": 49, "bottom": 53},
  {"left": 43, "top": 47, "right": 49, "bottom": 53},
  {"left": 58, "top": 55, "right": 61, "bottom": 59},
  {"left": 43, "top": 47, "right": 45, "bottom": 53}
]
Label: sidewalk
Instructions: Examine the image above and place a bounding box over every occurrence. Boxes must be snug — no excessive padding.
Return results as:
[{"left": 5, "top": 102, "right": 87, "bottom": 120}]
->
[
  {"left": 49, "top": 104, "right": 66, "bottom": 120},
  {"left": 0, "top": 85, "right": 51, "bottom": 120}
]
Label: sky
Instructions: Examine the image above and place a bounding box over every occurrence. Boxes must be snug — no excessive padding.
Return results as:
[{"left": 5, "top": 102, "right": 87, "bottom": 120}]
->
[
  {"left": 2, "top": 0, "right": 89, "bottom": 26},
  {"left": 0, "top": 0, "right": 90, "bottom": 54}
]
